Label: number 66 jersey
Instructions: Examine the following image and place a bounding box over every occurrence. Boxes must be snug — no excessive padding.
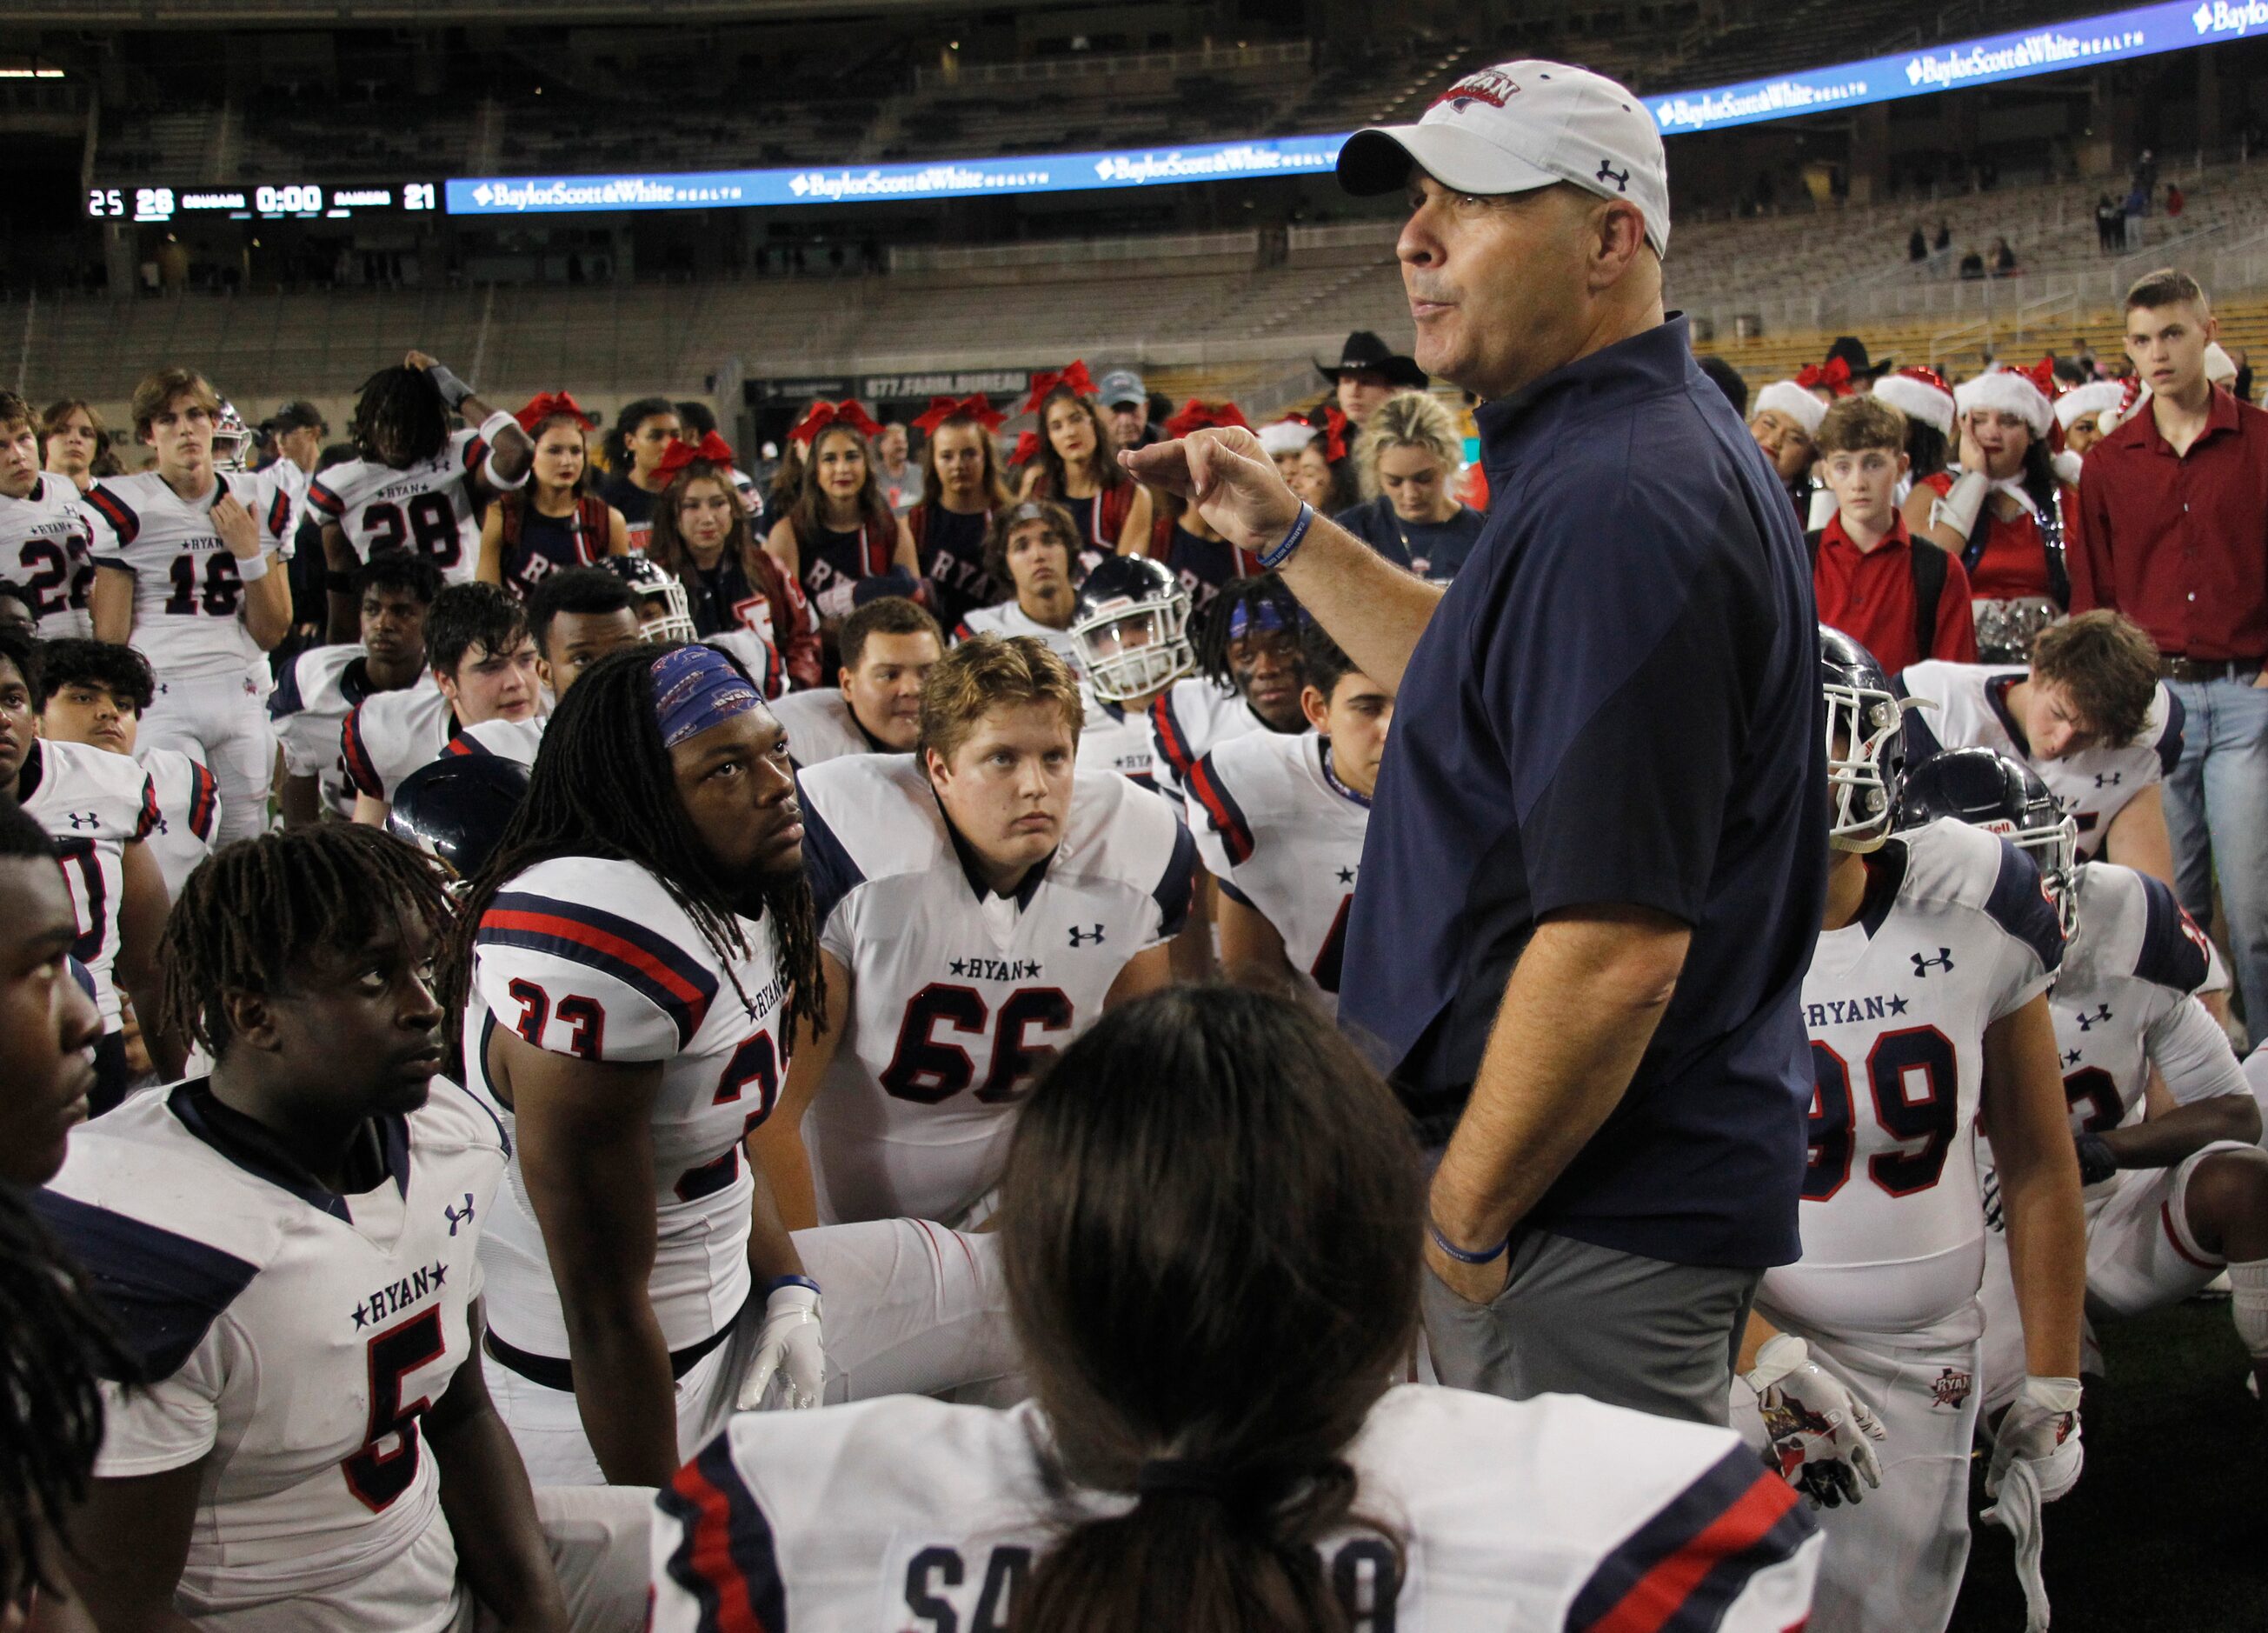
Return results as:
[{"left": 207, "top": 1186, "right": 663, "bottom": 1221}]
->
[{"left": 1769, "top": 817, "right": 2062, "bottom": 1336}]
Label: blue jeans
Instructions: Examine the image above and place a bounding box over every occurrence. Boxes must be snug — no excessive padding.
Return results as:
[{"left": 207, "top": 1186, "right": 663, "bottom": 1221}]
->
[{"left": 2163, "top": 676, "right": 2268, "bottom": 1030}]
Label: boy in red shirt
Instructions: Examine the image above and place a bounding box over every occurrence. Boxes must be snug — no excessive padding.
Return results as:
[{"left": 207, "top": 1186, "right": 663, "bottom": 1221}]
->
[{"left": 1810, "top": 396, "right": 1978, "bottom": 672}]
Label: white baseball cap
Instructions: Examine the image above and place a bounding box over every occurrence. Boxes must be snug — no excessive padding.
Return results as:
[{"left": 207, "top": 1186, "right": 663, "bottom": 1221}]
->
[{"left": 1337, "top": 60, "right": 1671, "bottom": 257}]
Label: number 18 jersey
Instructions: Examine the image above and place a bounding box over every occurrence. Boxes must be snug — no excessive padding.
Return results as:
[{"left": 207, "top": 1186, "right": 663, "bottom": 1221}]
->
[
  {"left": 83, "top": 470, "right": 293, "bottom": 681},
  {"left": 309, "top": 428, "right": 498, "bottom": 585},
  {"left": 1767, "top": 818, "right": 2061, "bottom": 1336}
]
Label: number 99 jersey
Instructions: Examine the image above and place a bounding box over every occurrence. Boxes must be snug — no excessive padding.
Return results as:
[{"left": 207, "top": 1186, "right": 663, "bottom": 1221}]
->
[
  {"left": 308, "top": 427, "right": 498, "bottom": 585},
  {"left": 1766, "top": 817, "right": 2061, "bottom": 1336},
  {"left": 464, "top": 854, "right": 791, "bottom": 1363}
]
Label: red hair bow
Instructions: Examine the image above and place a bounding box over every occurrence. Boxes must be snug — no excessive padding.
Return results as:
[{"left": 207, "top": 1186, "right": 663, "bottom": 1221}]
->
[
  {"left": 1008, "top": 430, "right": 1042, "bottom": 468},
  {"left": 788, "top": 399, "right": 882, "bottom": 449},
  {"left": 1163, "top": 399, "right": 1250, "bottom": 440},
  {"left": 1794, "top": 357, "right": 1855, "bottom": 397},
  {"left": 2019, "top": 354, "right": 2062, "bottom": 400},
  {"left": 1022, "top": 361, "right": 1095, "bottom": 412},
  {"left": 515, "top": 390, "right": 593, "bottom": 434},
  {"left": 652, "top": 430, "right": 739, "bottom": 482},
  {"left": 1305, "top": 404, "right": 1349, "bottom": 463},
  {"left": 911, "top": 393, "right": 1004, "bottom": 434}
]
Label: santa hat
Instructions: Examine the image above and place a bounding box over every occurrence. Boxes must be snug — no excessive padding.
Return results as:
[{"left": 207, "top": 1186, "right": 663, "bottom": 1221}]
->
[
  {"left": 2053, "top": 380, "right": 2125, "bottom": 430},
  {"left": 1752, "top": 380, "right": 1827, "bottom": 439},
  {"left": 2205, "top": 343, "right": 2238, "bottom": 385},
  {"left": 1872, "top": 367, "right": 1956, "bottom": 437},
  {"left": 1954, "top": 363, "right": 2055, "bottom": 439},
  {"left": 1258, "top": 419, "right": 1317, "bottom": 457}
]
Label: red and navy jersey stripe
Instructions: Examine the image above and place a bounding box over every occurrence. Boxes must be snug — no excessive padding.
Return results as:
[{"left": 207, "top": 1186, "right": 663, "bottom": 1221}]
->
[
  {"left": 1148, "top": 691, "right": 1198, "bottom": 788},
  {"left": 1565, "top": 1443, "right": 1812, "bottom": 1633},
  {"left": 2134, "top": 870, "right": 2211, "bottom": 993},
  {"left": 306, "top": 478, "right": 345, "bottom": 520},
  {"left": 1185, "top": 750, "right": 1254, "bottom": 865},
  {"left": 263, "top": 484, "right": 292, "bottom": 539},
  {"left": 340, "top": 704, "right": 384, "bottom": 798},
  {"left": 134, "top": 774, "right": 162, "bottom": 843},
  {"left": 184, "top": 759, "right": 220, "bottom": 840},
  {"left": 464, "top": 435, "right": 491, "bottom": 479},
  {"left": 656, "top": 1435, "right": 788, "bottom": 1633},
  {"left": 443, "top": 732, "right": 483, "bottom": 758},
  {"left": 83, "top": 483, "right": 140, "bottom": 546},
  {"left": 477, "top": 890, "right": 719, "bottom": 1047}
]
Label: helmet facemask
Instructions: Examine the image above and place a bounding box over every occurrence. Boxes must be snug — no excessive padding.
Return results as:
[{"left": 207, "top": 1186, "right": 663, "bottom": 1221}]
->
[
  {"left": 1984, "top": 804, "right": 2081, "bottom": 941},
  {"left": 1074, "top": 596, "right": 1194, "bottom": 703},
  {"left": 210, "top": 402, "right": 254, "bottom": 472},
  {"left": 1824, "top": 677, "right": 1905, "bottom": 852},
  {"left": 601, "top": 557, "right": 700, "bottom": 645}
]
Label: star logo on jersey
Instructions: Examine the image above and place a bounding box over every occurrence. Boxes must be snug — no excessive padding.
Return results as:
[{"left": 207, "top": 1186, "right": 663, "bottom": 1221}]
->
[
  {"left": 1335, "top": 866, "right": 1357, "bottom": 884},
  {"left": 352, "top": 1260, "right": 450, "bottom": 1331},
  {"left": 1911, "top": 948, "right": 1956, "bottom": 976},
  {"left": 63, "top": 810, "right": 100, "bottom": 830},
  {"left": 2064, "top": 1048, "right": 2084, "bottom": 1067},
  {"left": 1886, "top": 994, "right": 1909, "bottom": 1015},
  {"left": 444, "top": 1192, "right": 476, "bottom": 1236},
  {"left": 2074, "top": 1003, "right": 2113, "bottom": 1030},
  {"left": 1067, "top": 924, "right": 1107, "bottom": 949},
  {"left": 2093, "top": 770, "right": 2123, "bottom": 789},
  {"left": 1930, "top": 1367, "right": 1972, "bottom": 1410}
]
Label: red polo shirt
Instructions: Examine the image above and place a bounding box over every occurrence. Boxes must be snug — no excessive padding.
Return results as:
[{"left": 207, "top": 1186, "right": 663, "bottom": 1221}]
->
[
  {"left": 1813, "top": 510, "right": 1979, "bottom": 673},
  {"left": 2072, "top": 385, "right": 2268, "bottom": 660}
]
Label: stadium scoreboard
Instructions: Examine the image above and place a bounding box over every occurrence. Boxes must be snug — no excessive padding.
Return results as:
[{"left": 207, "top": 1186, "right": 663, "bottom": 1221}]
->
[{"left": 87, "top": 182, "right": 439, "bottom": 223}]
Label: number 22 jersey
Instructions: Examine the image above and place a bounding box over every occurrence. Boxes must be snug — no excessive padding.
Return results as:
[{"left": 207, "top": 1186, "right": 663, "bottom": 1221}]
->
[
  {"left": 1768, "top": 817, "right": 2062, "bottom": 1336},
  {"left": 83, "top": 470, "right": 293, "bottom": 681},
  {"left": 0, "top": 474, "right": 95, "bottom": 637}
]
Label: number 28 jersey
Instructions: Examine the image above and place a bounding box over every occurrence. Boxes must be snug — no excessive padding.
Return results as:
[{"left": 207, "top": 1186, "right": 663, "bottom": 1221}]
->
[
  {"left": 1767, "top": 818, "right": 2061, "bottom": 1336},
  {"left": 83, "top": 470, "right": 293, "bottom": 681},
  {"left": 465, "top": 855, "right": 791, "bottom": 1360},
  {"left": 796, "top": 755, "right": 1196, "bottom": 1226},
  {"left": 308, "top": 428, "right": 499, "bottom": 585}
]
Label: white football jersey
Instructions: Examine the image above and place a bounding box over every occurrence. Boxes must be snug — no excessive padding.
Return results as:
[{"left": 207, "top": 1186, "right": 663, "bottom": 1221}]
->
[
  {"left": 1075, "top": 684, "right": 1157, "bottom": 789},
  {"left": 465, "top": 854, "right": 792, "bottom": 1361},
  {"left": 769, "top": 688, "right": 883, "bottom": 769},
  {"left": 307, "top": 428, "right": 498, "bottom": 584},
  {"left": 797, "top": 756, "right": 1197, "bottom": 1224},
  {"left": 255, "top": 457, "right": 315, "bottom": 546},
  {"left": 34, "top": 1076, "right": 502, "bottom": 1623},
  {"left": 652, "top": 1387, "right": 1819, "bottom": 1633},
  {"left": 136, "top": 743, "right": 221, "bottom": 900},
  {"left": 1898, "top": 661, "right": 2182, "bottom": 860},
  {"left": 272, "top": 644, "right": 439, "bottom": 820},
  {"left": 1767, "top": 818, "right": 2061, "bottom": 1336},
  {"left": 951, "top": 603, "right": 1083, "bottom": 670},
  {"left": 343, "top": 685, "right": 461, "bottom": 804},
  {"left": 1187, "top": 729, "right": 1368, "bottom": 1014},
  {"left": 1147, "top": 675, "right": 1267, "bottom": 813},
  {"left": 0, "top": 474, "right": 96, "bottom": 637},
  {"left": 83, "top": 470, "right": 292, "bottom": 681},
  {"left": 14, "top": 737, "right": 157, "bottom": 1028},
  {"left": 445, "top": 713, "right": 546, "bottom": 768}
]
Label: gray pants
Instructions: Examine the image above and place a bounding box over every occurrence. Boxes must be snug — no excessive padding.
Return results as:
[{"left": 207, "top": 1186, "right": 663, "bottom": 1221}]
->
[{"left": 1421, "top": 1228, "right": 1760, "bottom": 1425}]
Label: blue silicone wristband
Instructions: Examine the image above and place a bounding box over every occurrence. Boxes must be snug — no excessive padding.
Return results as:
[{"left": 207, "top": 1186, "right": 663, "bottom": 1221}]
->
[
  {"left": 1427, "top": 1218, "right": 1510, "bottom": 1265},
  {"left": 1257, "top": 501, "right": 1315, "bottom": 570},
  {"left": 766, "top": 1274, "right": 821, "bottom": 1297}
]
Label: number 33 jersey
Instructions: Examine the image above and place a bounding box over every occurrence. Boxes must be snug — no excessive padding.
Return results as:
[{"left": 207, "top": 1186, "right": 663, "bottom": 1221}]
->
[
  {"left": 1767, "top": 817, "right": 2062, "bottom": 1336},
  {"left": 31, "top": 1077, "right": 503, "bottom": 1623},
  {"left": 83, "top": 470, "right": 293, "bottom": 681},
  {"left": 308, "top": 427, "right": 498, "bottom": 586},
  {"left": 795, "top": 755, "right": 1197, "bottom": 1226},
  {"left": 465, "top": 855, "right": 791, "bottom": 1361}
]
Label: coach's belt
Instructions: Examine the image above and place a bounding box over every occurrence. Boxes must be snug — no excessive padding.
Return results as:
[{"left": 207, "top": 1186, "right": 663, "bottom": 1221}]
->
[
  {"left": 483, "top": 1299, "right": 745, "bottom": 1393},
  {"left": 2159, "top": 656, "right": 2264, "bottom": 683}
]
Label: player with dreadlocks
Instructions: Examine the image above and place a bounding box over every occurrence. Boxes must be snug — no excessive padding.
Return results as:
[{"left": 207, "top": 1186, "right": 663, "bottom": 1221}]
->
[
  {"left": 447, "top": 643, "right": 1014, "bottom": 1489},
  {"left": 37, "top": 823, "right": 652, "bottom": 1629},
  {"left": 310, "top": 348, "right": 534, "bottom": 641},
  {"left": 1147, "top": 570, "right": 1311, "bottom": 815}
]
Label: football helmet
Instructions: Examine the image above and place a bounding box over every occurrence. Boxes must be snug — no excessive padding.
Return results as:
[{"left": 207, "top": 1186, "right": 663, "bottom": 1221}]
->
[
  {"left": 1896, "top": 746, "right": 2078, "bottom": 938},
  {"left": 388, "top": 753, "right": 530, "bottom": 882},
  {"left": 1072, "top": 554, "right": 1194, "bottom": 703},
  {"left": 210, "top": 400, "right": 254, "bottom": 471},
  {"left": 600, "top": 554, "right": 699, "bottom": 645},
  {"left": 1820, "top": 625, "right": 1906, "bottom": 853}
]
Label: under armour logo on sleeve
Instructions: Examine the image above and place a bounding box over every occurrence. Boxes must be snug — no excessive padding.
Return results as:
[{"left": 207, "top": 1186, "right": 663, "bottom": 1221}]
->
[
  {"left": 64, "top": 810, "right": 100, "bottom": 830},
  {"left": 444, "top": 1192, "right": 476, "bottom": 1236}
]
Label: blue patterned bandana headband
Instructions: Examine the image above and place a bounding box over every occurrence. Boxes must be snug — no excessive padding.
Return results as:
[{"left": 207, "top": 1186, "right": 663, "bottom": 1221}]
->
[
  {"left": 651, "top": 643, "right": 761, "bottom": 750},
  {"left": 1227, "top": 597, "right": 1294, "bottom": 642}
]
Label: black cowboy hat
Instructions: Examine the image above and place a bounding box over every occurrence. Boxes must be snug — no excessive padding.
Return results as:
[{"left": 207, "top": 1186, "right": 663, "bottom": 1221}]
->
[
  {"left": 1315, "top": 330, "right": 1429, "bottom": 390},
  {"left": 1826, "top": 336, "right": 1895, "bottom": 379}
]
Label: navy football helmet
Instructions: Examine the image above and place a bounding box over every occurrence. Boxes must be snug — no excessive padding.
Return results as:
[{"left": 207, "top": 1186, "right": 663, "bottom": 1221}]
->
[
  {"left": 388, "top": 753, "right": 530, "bottom": 882},
  {"left": 1819, "top": 626, "right": 1905, "bottom": 853},
  {"left": 1896, "top": 746, "right": 2078, "bottom": 936}
]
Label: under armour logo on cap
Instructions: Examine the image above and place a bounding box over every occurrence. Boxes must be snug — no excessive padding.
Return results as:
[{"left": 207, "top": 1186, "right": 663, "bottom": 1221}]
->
[{"left": 1596, "top": 160, "right": 1629, "bottom": 192}]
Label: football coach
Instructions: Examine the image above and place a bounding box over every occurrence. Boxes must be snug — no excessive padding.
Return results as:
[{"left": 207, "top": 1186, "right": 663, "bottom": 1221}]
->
[{"left": 1126, "top": 60, "right": 1826, "bottom": 1424}]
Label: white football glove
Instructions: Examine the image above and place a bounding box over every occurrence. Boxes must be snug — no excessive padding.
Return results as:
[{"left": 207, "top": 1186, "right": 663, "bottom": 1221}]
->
[
  {"left": 1986, "top": 1375, "right": 2084, "bottom": 1503},
  {"left": 814, "top": 579, "right": 860, "bottom": 623},
  {"left": 1745, "top": 1334, "right": 1889, "bottom": 1509},
  {"left": 736, "top": 1280, "right": 824, "bottom": 1412}
]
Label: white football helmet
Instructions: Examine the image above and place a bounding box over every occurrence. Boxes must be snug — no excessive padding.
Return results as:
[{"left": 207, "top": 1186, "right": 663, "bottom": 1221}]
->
[
  {"left": 1820, "top": 625, "right": 1906, "bottom": 854},
  {"left": 601, "top": 554, "right": 699, "bottom": 645},
  {"left": 1073, "top": 554, "right": 1194, "bottom": 703},
  {"left": 210, "top": 400, "right": 254, "bottom": 471}
]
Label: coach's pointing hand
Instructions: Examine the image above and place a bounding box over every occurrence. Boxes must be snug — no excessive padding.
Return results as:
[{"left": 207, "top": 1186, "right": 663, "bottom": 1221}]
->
[{"left": 1121, "top": 428, "right": 1302, "bottom": 557}]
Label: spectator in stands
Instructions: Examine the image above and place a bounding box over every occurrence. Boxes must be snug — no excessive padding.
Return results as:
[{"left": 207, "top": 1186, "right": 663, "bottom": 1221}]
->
[
  {"left": 1933, "top": 218, "right": 1952, "bottom": 256},
  {"left": 1959, "top": 247, "right": 1987, "bottom": 280},
  {"left": 1918, "top": 361, "right": 2066, "bottom": 660},
  {"left": 2097, "top": 195, "right": 2123, "bottom": 254},
  {"left": 1908, "top": 224, "right": 1927, "bottom": 263},
  {"left": 646, "top": 438, "right": 820, "bottom": 690},
  {"left": 2167, "top": 182, "right": 2185, "bottom": 220},
  {"left": 2124, "top": 184, "right": 2147, "bottom": 250},
  {"left": 1991, "top": 237, "right": 2019, "bottom": 277},
  {"left": 597, "top": 397, "right": 681, "bottom": 552},
  {"left": 958, "top": 499, "right": 1085, "bottom": 664},
  {"left": 2075, "top": 267, "right": 2268, "bottom": 1034},
  {"left": 874, "top": 421, "right": 922, "bottom": 515},
  {"left": 1315, "top": 330, "right": 1427, "bottom": 429},
  {"left": 908, "top": 395, "right": 1012, "bottom": 633},
  {"left": 1698, "top": 354, "right": 1749, "bottom": 417},
  {"left": 1747, "top": 377, "right": 1825, "bottom": 524},
  {"left": 1875, "top": 365, "right": 1958, "bottom": 525},
  {"left": 1808, "top": 395, "right": 1976, "bottom": 674},
  {"left": 477, "top": 392, "right": 629, "bottom": 600},
  {"left": 764, "top": 401, "right": 919, "bottom": 633},
  {"left": 1334, "top": 390, "right": 1484, "bottom": 583},
  {"left": 1099, "top": 370, "right": 1159, "bottom": 452},
  {"left": 1020, "top": 363, "right": 1154, "bottom": 560},
  {"left": 39, "top": 400, "right": 109, "bottom": 495},
  {"left": 2237, "top": 349, "right": 2255, "bottom": 404}
]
